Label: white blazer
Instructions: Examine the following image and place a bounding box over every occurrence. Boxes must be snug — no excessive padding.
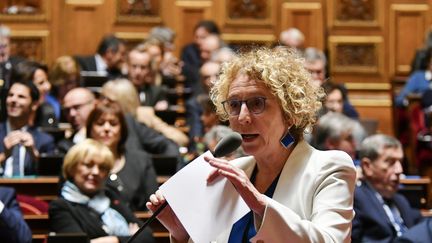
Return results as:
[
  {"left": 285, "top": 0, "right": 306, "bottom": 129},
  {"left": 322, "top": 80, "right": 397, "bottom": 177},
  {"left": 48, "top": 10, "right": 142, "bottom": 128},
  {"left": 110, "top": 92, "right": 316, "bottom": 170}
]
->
[{"left": 177, "top": 140, "right": 356, "bottom": 243}]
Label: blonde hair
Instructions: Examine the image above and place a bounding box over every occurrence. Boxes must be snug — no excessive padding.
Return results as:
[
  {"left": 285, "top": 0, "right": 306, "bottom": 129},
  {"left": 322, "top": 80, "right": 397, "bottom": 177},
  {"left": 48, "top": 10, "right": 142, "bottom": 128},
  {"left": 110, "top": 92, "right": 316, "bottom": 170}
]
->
[
  {"left": 101, "top": 79, "right": 140, "bottom": 117},
  {"left": 210, "top": 47, "right": 324, "bottom": 140},
  {"left": 49, "top": 55, "right": 80, "bottom": 86},
  {"left": 62, "top": 139, "right": 114, "bottom": 180}
]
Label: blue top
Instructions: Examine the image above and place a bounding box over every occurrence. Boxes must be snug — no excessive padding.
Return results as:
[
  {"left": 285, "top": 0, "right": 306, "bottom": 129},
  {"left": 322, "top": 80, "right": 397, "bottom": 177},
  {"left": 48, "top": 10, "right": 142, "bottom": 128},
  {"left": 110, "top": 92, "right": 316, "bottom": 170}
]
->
[
  {"left": 45, "top": 94, "right": 61, "bottom": 119},
  {"left": 395, "top": 71, "right": 431, "bottom": 107},
  {"left": 228, "top": 167, "right": 280, "bottom": 243}
]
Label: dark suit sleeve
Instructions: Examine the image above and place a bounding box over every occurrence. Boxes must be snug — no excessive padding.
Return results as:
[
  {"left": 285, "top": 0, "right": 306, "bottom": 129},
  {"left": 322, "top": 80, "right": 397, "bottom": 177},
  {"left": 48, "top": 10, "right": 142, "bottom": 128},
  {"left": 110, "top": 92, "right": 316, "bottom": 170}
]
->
[
  {"left": 126, "top": 116, "right": 180, "bottom": 157},
  {"left": 49, "top": 199, "right": 87, "bottom": 233},
  {"left": 0, "top": 187, "right": 32, "bottom": 243},
  {"left": 351, "top": 193, "right": 364, "bottom": 243},
  {"left": 394, "top": 218, "right": 432, "bottom": 243}
]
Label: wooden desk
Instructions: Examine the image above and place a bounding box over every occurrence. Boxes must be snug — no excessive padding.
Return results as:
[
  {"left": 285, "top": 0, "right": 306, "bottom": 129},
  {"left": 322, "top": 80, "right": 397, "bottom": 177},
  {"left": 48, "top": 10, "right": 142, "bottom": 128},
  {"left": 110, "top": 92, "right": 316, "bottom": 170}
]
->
[
  {"left": 0, "top": 177, "right": 60, "bottom": 201},
  {"left": 399, "top": 177, "right": 430, "bottom": 209},
  {"left": 0, "top": 175, "right": 170, "bottom": 203},
  {"left": 26, "top": 212, "right": 169, "bottom": 243}
]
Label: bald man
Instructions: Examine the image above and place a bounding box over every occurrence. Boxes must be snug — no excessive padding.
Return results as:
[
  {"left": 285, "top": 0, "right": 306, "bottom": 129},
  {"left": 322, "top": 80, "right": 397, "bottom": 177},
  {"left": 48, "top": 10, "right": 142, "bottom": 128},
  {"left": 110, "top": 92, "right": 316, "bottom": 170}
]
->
[{"left": 57, "top": 88, "right": 96, "bottom": 153}]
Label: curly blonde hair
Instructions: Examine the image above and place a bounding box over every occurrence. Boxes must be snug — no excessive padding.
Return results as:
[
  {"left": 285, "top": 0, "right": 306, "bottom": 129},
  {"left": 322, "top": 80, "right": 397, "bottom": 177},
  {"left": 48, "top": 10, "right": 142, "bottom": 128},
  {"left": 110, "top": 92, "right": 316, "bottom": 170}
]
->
[{"left": 210, "top": 47, "right": 324, "bottom": 140}]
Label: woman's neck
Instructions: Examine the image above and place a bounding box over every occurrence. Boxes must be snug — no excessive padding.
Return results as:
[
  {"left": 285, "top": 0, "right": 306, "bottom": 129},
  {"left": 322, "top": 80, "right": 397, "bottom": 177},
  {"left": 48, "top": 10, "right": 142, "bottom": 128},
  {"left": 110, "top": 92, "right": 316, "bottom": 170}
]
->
[
  {"left": 253, "top": 143, "right": 294, "bottom": 193},
  {"left": 110, "top": 149, "right": 125, "bottom": 174}
]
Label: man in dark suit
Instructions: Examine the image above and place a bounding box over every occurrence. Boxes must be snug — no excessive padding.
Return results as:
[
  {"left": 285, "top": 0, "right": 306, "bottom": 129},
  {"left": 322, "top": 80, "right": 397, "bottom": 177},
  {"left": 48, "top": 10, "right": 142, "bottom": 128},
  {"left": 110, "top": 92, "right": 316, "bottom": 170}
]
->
[
  {"left": 0, "top": 80, "right": 55, "bottom": 176},
  {"left": 128, "top": 47, "right": 168, "bottom": 109},
  {"left": 75, "top": 34, "right": 126, "bottom": 80},
  {"left": 0, "top": 186, "right": 32, "bottom": 243},
  {"left": 352, "top": 134, "right": 423, "bottom": 243}
]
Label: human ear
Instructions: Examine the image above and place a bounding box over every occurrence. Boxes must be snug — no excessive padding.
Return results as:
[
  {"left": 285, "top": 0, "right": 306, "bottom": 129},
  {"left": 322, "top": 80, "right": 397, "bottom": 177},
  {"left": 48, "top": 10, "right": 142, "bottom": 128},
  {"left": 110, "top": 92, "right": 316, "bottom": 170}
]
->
[{"left": 361, "top": 158, "right": 373, "bottom": 177}]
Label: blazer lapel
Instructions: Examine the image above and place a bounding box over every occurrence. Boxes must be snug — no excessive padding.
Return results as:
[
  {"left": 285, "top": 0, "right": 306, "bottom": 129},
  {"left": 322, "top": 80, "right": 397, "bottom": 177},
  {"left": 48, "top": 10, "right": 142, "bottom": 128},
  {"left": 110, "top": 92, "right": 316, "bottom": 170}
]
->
[{"left": 362, "top": 183, "right": 395, "bottom": 230}]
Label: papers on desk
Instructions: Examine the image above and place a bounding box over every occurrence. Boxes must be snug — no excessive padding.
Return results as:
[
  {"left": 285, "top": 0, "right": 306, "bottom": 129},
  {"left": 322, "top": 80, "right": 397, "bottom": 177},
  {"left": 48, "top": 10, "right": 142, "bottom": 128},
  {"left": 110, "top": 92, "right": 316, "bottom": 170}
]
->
[{"left": 160, "top": 151, "right": 249, "bottom": 243}]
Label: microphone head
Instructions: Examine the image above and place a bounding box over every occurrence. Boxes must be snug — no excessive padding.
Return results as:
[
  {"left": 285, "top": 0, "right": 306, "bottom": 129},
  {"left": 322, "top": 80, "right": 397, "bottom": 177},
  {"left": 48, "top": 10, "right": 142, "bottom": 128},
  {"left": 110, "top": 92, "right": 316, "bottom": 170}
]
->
[{"left": 213, "top": 132, "right": 243, "bottom": 158}]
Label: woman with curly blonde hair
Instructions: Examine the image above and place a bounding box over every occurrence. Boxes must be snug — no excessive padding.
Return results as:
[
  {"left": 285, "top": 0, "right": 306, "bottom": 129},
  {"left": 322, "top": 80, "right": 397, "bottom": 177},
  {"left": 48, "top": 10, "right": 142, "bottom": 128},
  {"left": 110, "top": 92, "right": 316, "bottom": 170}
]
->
[{"left": 147, "top": 47, "right": 356, "bottom": 242}]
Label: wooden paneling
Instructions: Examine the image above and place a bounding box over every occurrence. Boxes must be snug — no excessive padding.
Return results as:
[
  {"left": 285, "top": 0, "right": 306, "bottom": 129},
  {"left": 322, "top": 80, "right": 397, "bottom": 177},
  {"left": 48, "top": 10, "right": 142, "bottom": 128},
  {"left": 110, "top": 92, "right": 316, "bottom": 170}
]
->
[
  {"left": 329, "top": 36, "right": 384, "bottom": 75},
  {"left": 281, "top": 2, "right": 324, "bottom": 50},
  {"left": 389, "top": 3, "right": 429, "bottom": 77},
  {"left": 327, "top": 0, "right": 384, "bottom": 28}
]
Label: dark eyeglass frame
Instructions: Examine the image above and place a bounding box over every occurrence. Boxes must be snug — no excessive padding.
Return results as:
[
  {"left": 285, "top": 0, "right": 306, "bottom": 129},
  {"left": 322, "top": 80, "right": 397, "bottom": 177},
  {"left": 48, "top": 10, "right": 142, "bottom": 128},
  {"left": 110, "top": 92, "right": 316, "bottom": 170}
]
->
[
  {"left": 221, "top": 96, "right": 267, "bottom": 116},
  {"left": 62, "top": 99, "right": 94, "bottom": 114}
]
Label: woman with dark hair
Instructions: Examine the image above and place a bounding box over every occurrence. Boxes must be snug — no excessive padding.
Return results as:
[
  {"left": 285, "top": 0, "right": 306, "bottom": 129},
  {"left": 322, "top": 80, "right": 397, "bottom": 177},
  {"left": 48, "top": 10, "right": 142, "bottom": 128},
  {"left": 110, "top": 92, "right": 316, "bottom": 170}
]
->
[
  {"left": 14, "top": 60, "right": 60, "bottom": 127},
  {"left": 86, "top": 101, "right": 158, "bottom": 211}
]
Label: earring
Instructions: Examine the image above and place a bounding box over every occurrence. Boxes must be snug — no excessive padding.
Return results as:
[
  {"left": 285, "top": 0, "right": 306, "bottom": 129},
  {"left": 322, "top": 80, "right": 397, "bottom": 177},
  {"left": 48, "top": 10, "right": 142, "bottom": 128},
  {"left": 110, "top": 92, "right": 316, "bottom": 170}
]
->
[{"left": 280, "top": 131, "right": 295, "bottom": 148}]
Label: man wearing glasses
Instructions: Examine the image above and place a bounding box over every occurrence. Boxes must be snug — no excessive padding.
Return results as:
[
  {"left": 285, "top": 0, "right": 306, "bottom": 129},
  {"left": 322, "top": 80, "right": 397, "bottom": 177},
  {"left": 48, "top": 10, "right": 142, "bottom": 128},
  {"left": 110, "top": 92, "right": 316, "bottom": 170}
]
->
[{"left": 57, "top": 87, "right": 96, "bottom": 154}]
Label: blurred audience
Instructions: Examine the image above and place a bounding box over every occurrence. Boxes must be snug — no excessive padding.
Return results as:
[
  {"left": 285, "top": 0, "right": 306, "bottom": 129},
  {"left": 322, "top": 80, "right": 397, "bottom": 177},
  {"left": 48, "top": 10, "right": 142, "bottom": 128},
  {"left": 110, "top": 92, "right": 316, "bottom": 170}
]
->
[
  {"left": 101, "top": 79, "right": 189, "bottom": 147},
  {"left": 127, "top": 45, "right": 168, "bottom": 110},
  {"left": 49, "top": 139, "right": 155, "bottom": 242},
  {"left": 395, "top": 47, "right": 432, "bottom": 108},
  {"left": 75, "top": 34, "right": 126, "bottom": 80},
  {"left": 313, "top": 112, "right": 365, "bottom": 170},
  {"left": 322, "top": 81, "right": 359, "bottom": 119},
  {"left": 0, "top": 25, "right": 25, "bottom": 122},
  {"left": 181, "top": 20, "right": 221, "bottom": 69},
  {"left": 279, "top": 27, "right": 304, "bottom": 51},
  {"left": 49, "top": 55, "right": 81, "bottom": 103},
  {"left": 304, "top": 47, "right": 359, "bottom": 118},
  {"left": 411, "top": 28, "right": 432, "bottom": 73}
]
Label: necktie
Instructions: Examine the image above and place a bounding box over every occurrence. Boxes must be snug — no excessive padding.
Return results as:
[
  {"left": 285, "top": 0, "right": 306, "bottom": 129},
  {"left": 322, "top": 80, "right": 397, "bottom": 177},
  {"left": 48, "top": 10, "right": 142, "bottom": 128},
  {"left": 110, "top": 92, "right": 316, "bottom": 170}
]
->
[
  {"left": 12, "top": 144, "right": 20, "bottom": 176},
  {"left": 384, "top": 199, "right": 407, "bottom": 236}
]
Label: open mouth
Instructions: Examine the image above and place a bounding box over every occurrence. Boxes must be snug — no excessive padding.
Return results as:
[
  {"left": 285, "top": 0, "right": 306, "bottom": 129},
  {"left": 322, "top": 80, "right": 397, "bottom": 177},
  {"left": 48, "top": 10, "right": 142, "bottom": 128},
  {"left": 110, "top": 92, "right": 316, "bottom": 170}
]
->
[{"left": 241, "top": 134, "right": 259, "bottom": 141}]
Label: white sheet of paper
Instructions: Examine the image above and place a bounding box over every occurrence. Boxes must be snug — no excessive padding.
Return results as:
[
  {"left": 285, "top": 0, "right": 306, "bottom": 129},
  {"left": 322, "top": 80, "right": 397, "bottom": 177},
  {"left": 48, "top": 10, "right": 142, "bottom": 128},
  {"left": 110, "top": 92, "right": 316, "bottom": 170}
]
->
[{"left": 159, "top": 151, "right": 250, "bottom": 243}]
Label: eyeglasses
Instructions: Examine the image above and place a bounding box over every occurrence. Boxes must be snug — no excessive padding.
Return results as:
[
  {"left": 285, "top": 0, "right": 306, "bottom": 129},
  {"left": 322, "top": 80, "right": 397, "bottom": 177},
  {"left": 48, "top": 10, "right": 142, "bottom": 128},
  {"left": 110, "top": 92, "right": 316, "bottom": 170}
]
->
[
  {"left": 63, "top": 100, "right": 93, "bottom": 114},
  {"left": 221, "top": 97, "right": 267, "bottom": 116}
]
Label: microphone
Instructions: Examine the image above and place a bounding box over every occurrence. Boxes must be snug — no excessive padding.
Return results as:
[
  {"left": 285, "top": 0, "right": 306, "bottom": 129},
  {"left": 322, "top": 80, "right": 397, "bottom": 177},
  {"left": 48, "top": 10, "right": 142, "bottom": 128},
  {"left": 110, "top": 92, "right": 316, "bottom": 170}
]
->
[{"left": 127, "top": 132, "right": 243, "bottom": 243}]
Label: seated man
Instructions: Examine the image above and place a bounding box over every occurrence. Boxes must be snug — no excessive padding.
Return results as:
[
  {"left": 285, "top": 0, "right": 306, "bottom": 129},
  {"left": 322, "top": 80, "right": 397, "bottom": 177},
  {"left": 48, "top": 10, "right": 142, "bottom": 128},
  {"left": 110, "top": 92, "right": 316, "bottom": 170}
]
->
[
  {"left": 312, "top": 112, "right": 365, "bottom": 164},
  {"left": 57, "top": 87, "right": 96, "bottom": 154},
  {"left": 352, "top": 134, "right": 423, "bottom": 242},
  {"left": 0, "top": 186, "right": 32, "bottom": 243},
  {"left": 0, "top": 80, "right": 55, "bottom": 176},
  {"left": 75, "top": 34, "right": 126, "bottom": 80}
]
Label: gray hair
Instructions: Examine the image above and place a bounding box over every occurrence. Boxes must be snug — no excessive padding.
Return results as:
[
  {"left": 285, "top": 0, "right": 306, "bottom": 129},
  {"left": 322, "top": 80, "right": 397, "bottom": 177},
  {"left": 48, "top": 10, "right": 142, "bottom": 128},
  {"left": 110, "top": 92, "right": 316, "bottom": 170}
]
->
[
  {"left": 313, "top": 112, "right": 356, "bottom": 150},
  {"left": 279, "top": 28, "right": 304, "bottom": 44},
  {"left": 358, "top": 134, "right": 402, "bottom": 162},
  {"left": 0, "top": 25, "right": 11, "bottom": 38},
  {"left": 149, "top": 26, "right": 175, "bottom": 46},
  {"left": 304, "top": 47, "right": 326, "bottom": 65}
]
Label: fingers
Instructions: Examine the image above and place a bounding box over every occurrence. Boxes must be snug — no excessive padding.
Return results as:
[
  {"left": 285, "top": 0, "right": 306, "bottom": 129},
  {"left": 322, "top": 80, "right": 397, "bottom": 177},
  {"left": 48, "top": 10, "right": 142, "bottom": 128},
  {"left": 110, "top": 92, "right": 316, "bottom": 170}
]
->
[
  {"left": 146, "top": 190, "right": 166, "bottom": 212},
  {"left": 206, "top": 168, "right": 220, "bottom": 183}
]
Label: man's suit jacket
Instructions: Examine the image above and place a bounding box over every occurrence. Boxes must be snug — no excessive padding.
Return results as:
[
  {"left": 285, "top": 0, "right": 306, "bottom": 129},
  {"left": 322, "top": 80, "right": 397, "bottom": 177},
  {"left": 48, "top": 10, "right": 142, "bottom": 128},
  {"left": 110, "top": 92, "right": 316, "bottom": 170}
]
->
[
  {"left": 125, "top": 115, "right": 180, "bottom": 158},
  {"left": 74, "top": 55, "right": 97, "bottom": 72},
  {"left": 75, "top": 55, "right": 123, "bottom": 80},
  {"left": 0, "top": 186, "right": 32, "bottom": 243},
  {"left": 180, "top": 140, "right": 356, "bottom": 243},
  {"left": 0, "top": 122, "right": 56, "bottom": 175},
  {"left": 352, "top": 182, "right": 423, "bottom": 243},
  {"left": 49, "top": 187, "right": 155, "bottom": 243}
]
